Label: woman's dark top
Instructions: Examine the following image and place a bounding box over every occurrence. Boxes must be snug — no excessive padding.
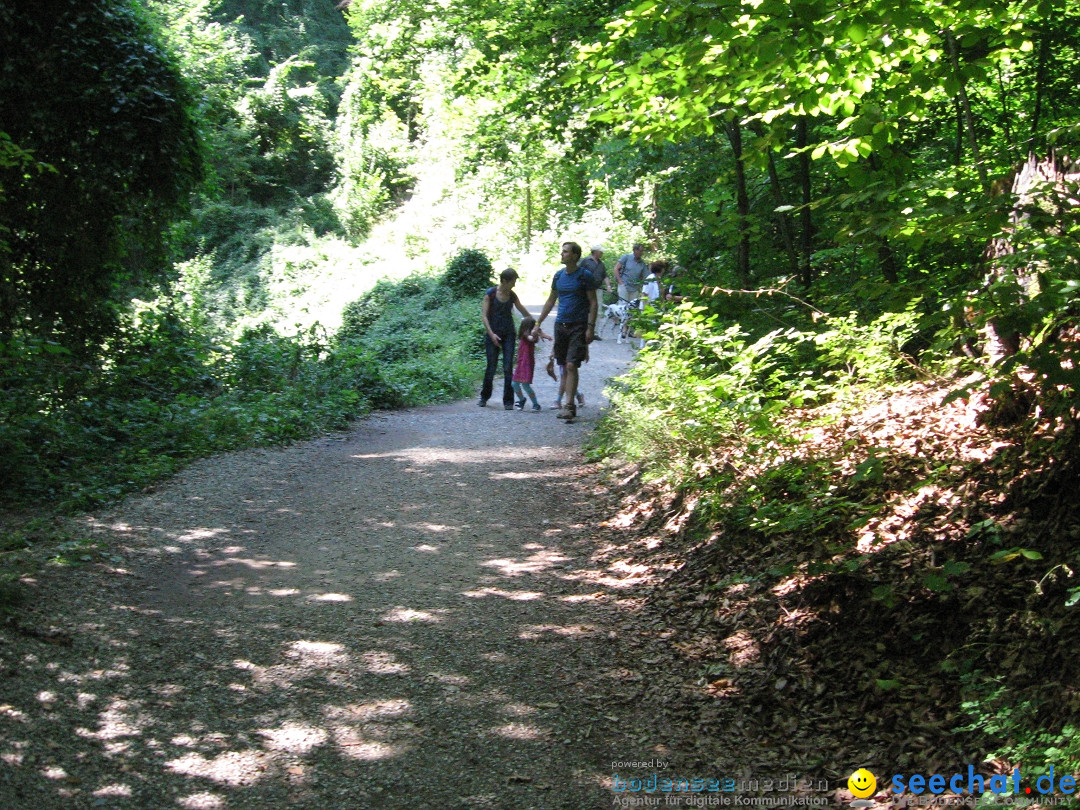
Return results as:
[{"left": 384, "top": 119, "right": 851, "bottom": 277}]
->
[{"left": 486, "top": 287, "right": 518, "bottom": 335}]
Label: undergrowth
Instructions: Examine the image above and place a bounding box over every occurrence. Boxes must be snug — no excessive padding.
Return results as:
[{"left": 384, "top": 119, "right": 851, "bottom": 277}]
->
[
  {"left": 591, "top": 294, "right": 1080, "bottom": 786},
  {"left": 0, "top": 256, "right": 487, "bottom": 514}
]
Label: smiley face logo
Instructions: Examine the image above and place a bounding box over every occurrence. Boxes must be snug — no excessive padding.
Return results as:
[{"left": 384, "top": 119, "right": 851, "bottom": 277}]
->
[{"left": 848, "top": 768, "right": 877, "bottom": 799}]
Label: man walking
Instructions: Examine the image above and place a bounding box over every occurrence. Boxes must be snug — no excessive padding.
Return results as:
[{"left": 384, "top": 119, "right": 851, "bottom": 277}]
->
[
  {"left": 532, "top": 242, "right": 598, "bottom": 421},
  {"left": 613, "top": 243, "right": 648, "bottom": 302},
  {"left": 581, "top": 245, "right": 609, "bottom": 293}
]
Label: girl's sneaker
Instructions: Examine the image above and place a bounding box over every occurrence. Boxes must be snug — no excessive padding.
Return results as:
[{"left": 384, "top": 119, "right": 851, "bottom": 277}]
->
[
  {"left": 531, "top": 403, "right": 542, "bottom": 412},
  {"left": 514, "top": 398, "right": 526, "bottom": 410}
]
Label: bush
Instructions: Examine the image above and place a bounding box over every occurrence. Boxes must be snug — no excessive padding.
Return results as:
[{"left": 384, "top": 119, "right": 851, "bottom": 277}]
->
[
  {"left": 960, "top": 674, "right": 1080, "bottom": 781},
  {"left": 338, "top": 279, "right": 398, "bottom": 341},
  {"left": 439, "top": 248, "right": 494, "bottom": 299},
  {"left": 333, "top": 345, "right": 408, "bottom": 409},
  {"left": 336, "top": 272, "right": 482, "bottom": 407},
  {"left": 590, "top": 300, "right": 923, "bottom": 479},
  {"left": 338, "top": 273, "right": 453, "bottom": 342},
  {"left": 0, "top": 310, "right": 371, "bottom": 510}
]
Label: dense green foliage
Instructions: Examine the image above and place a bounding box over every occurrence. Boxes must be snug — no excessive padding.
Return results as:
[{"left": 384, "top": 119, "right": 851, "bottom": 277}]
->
[
  {"left": 592, "top": 300, "right": 923, "bottom": 475},
  {"left": 0, "top": 311, "right": 357, "bottom": 509},
  {"left": 440, "top": 248, "right": 496, "bottom": 298},
  {"left": 334, "top": 270, "right": 482, "bottom": 409},
  {"left": 0, "top": 0, "right": 201, "bottom": 347}
]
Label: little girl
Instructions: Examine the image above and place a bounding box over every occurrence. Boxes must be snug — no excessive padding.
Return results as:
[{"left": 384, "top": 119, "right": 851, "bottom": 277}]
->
[{"left": 512, "top": 317, "right": 547, "bottom": 411}]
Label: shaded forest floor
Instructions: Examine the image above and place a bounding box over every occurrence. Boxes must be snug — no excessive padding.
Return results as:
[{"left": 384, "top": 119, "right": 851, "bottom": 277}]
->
[{"left": 593, "top": 377, "right": 1080, "bottom": 802}]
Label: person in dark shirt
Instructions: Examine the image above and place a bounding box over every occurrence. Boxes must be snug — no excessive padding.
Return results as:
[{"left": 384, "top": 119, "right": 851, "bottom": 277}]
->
[
  {"left": 480, "top": 268, "right": 532, "bottom": 409},
  {"left": 580, "top": 244, "right": 609, "bottom": 293},
  {"left": 580, "top": 245, "right": 611, "bottom": 335}
]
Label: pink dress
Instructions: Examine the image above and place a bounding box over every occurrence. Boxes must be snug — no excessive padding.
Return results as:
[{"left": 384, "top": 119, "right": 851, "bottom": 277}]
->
[{"left": 512, "top": 336, "right": 536, "bottom": 383}]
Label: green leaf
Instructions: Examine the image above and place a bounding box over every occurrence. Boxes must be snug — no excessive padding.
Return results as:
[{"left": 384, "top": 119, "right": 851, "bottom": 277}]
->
[
  {"left": 871, "top": 584, "right": 897, "bottom": 607},
  {"left": 853, "top": 455, "right": 883, "bottom": 483},
  {"left": 943, "top": 560, "right": 972, "bottom": 576},
  {"left": 991, "top": 547, "right": 1042, "bottom": 563},
  {"left": 922, "top": 572, "right": 952, "bottom": 592},
  {"left": 941, "top": 387, "right": 972, "bottom": 407},
  {"left": 846, "top": 23, "right": 867, "bottom": 44}
]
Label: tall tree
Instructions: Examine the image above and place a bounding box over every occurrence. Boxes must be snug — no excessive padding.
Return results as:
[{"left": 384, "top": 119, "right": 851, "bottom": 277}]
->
[
  {"left": 574, "top": 0, "right": 1080, "bottom": 285},
  {"left": 0, "top": 0, "right": 201, "bottom": 347}
]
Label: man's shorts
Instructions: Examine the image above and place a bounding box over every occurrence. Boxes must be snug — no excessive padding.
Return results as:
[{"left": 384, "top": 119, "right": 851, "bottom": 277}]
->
[{"left": 553, "top": 321, "right": 589, "bottom": 366}]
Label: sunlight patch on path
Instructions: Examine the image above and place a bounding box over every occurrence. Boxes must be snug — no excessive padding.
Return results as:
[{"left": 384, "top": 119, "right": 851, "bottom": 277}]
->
[
  {"left": 481, "top": 549, "right": 569, "bottom": 577},
  {"left": 165, "top": 750, "right": 267, "bottom": 786},
  {"left": 460, "top": 587, "right": 544, "bottom": 601},
  {"left": 257, "top": 721, "right": 328, "bottom": 754},
  {"left": 379, "top": 607, "right": 447, "bottom": 623}
]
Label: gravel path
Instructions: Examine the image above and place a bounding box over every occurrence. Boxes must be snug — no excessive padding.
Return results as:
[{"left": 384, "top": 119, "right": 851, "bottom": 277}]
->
[{"left": 1, "top": 329, "right": 694, "bottom": 809}]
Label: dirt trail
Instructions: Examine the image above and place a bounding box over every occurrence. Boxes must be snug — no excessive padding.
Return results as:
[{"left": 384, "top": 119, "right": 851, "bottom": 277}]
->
[{"left": 1, "top": 326, "right": 701, "bottom": 809}]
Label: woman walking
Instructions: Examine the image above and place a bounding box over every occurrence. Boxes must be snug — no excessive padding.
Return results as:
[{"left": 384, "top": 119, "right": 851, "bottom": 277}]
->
[{"left": 480, "top": 268, "right": 532, "bottom": 409}]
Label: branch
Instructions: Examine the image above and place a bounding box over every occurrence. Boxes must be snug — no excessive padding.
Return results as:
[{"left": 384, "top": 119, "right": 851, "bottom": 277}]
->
[{"left": 702, "top": 281, "right": 827, "bottom": 317}]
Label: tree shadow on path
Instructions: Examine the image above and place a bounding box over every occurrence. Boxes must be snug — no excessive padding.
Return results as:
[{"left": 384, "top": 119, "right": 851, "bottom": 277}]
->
[{"left": 0, "top": 339, "right": 686, "bottom": 810}]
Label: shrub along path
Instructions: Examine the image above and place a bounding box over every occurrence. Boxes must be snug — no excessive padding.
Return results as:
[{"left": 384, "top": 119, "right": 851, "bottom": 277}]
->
[{"left": 1, "top": 330, "right": 732, "bottom": 809}]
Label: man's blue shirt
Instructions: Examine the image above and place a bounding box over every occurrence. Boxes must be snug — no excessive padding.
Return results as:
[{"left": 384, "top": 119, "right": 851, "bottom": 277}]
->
[{"left": 553, "top": 266, "right": 597, "bottom": 323}]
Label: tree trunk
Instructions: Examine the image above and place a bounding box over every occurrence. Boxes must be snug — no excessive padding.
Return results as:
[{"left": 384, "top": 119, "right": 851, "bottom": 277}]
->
[
  {"left": 1030, "top": 25, "right": 1051, "bottom": 145},
  {"left": 945, "top": 28, "right": 989, "bottom": 190},
  {"left": 877, "top": 241, "right": 900, "bottom": 284},
  {"left": 997, "top": 63, "right": 1014, "bottom": 149},
  {"left": 982, "top": 152, "right": 1080, "bottom": 361},
  {"left": 954, "top": 99, "right": 964, "bottom": 167},
  {"left": 750, "top": 122, "right": 799, "bottom": 279},
  {"left": 796, "top": 116, "right": 815, "bottom": 288},
  {"left": 524, "top": 171, "right": 532, "bottom": 252},
  {"left": 725, "top": 120, "right": 751, "bottom": 286},
  {"left": 647, "top": 179, "right": 659, "bottom": 246}
]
